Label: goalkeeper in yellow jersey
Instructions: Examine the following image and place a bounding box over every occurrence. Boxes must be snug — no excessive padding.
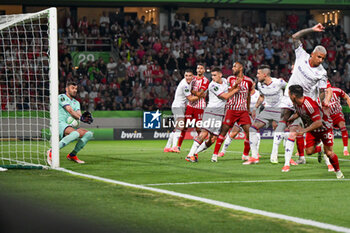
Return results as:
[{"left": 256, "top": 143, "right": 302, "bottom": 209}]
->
[{"left": 47, "top": 80, "right": 94, "bottom": 165}]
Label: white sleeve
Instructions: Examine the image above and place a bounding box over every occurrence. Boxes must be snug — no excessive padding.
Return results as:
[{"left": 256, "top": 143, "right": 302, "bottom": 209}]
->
[
  {"left": 318, "top": 74, "right": 328, "bottom": 89},
  {"left": 279, "top": 78, "right": 287, "bottom": 89},
  {"left": 295, "top": 43, "right": 308, "bottom": 59},
  {"left": 183, "top": 84, "right": 191, "bottom": 97},
  {"left": 257, "top": 83, "right": 263, "bottom": 95}
]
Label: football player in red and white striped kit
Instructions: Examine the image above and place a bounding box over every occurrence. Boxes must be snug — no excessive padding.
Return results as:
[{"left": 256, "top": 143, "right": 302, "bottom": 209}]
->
[
  {"left": 175, "top": 64, "right": 209, "bottom": 152},
  {"left": 285, "top": 85, "right": 344, "bottom": 179},
  {"left": 328, "top": 85, "right": 350, "bottom": 155},
  {"left": 211, "top": 61, "right": 254, "bottom": 162}
]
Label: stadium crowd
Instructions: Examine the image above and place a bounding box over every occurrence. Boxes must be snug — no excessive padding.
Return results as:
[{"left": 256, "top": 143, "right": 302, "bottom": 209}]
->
[{"left": 58, "top": 12, "right": 350, "bottom": 111}]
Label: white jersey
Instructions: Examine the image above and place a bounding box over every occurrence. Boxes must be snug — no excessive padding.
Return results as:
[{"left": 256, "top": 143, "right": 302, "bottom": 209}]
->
[
  {"left": 258, "top": 78, "right": 286, "bottom": 109},
  {"left": 171, "top": 78, "right": 192, "bottom": 108},
  {"left": 285, "top": 44, "right": 327, "bottom": 100},
  {"left": 250, "top": 89, "right": 260, "bottom": 111},
  {"left": 205, "top": 78, "right": 228, "bottom": 115}
]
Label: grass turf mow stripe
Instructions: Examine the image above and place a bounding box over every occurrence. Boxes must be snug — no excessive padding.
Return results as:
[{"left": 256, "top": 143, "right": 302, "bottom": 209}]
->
[
  {"left": 144, "top": 178, "right": 350, "bottom": 186},
  {"left": 56, "top": 167, "right": 350, "bottom": 233}
]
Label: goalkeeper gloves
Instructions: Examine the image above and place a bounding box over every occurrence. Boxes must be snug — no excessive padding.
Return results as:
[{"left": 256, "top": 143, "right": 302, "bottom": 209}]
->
[{"left": 80, "top": 111, "right": 94, "bottom": 124}]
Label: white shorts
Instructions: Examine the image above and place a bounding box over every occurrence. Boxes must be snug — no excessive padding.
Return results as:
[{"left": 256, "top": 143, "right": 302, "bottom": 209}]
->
[
  {"left": 255, "top": 108, "right": 281, "bottom": 128},
  {"left": 202, "top": 112, "right": 223, "bottom": 136},
  {"left": 280, "top": 95, "right": 295, "bottom": 111},
  {"left": 172, "top": 106, "right": 186, "bottom": 121}
]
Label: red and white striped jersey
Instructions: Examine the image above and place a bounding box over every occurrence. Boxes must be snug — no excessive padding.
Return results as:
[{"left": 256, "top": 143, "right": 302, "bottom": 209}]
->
[
  {"left": 143, "top": 69, "right": 153, "bottom": 85},
  {"left": 226, "top": 75, "right": 254, "bottom": 111},
  {"left": 187, "top": 75, "right": 209, "bottom": 110},
  {"left": 294, "top": 96, "right": 332, "bottom": 133},
  {"left": 329, "top": 87, "right": 346, "bottom": 115}
]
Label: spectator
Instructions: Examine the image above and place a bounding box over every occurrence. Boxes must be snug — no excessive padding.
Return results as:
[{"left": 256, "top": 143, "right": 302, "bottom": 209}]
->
[
  {"left": 116, "top": 60, "right": 127, "bottom": 83},
  {"left": 99, "top": 11, "right": 110, "bottom": 36},
  {"left": 78, "top": 16, "right": 89, "bottom": 35},
  {"left": 106, "top": 57, "right": 117, "bottom": 80}
]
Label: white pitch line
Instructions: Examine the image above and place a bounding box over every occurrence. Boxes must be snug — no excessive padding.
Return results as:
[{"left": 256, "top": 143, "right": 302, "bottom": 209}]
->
[
  {"left": 144, "top": 178, "right": 350, "bottom": 186},
  {"left": 56, "top": 167, "right": 350, "bottom": 233}
]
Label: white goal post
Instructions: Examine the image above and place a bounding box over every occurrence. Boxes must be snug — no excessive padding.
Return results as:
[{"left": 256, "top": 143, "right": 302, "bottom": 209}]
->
[{"left": 0, "top": 8, "right": 59, "bottom": 168}]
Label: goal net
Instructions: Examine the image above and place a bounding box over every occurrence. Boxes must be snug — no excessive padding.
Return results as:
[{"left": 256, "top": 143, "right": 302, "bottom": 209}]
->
[{"left": 0, "top": 8, "right": 59, "bottom": 169}]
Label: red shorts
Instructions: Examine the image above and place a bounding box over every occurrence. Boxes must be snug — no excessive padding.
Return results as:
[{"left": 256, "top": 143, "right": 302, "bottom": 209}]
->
[
  {"left": 185, "top": 106, "right": 204, "bottom": 122},
  {"left": 305, "top": 129, "right": 334, "bottom": 148},
  {"left": 223, "top": 110, "right": 251, "bottom": 127},
  {"left": 330, "top": 112, "right": 345, "bottom": 127}
]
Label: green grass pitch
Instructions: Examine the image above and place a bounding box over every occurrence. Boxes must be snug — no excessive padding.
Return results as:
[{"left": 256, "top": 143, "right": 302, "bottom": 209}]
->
[{"left": 1, "top": 139, "right": 350, "bottom": 233}]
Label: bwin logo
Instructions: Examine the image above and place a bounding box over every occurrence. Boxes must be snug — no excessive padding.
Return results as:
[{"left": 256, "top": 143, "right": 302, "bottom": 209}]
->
[{"left": 143, "top": 110, "right": 161, "bottom": 129}]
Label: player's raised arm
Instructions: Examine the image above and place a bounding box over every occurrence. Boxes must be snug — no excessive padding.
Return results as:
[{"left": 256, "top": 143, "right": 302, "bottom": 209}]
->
[{"left": 292, "top": 23, "right": 325, "bottom": 48}]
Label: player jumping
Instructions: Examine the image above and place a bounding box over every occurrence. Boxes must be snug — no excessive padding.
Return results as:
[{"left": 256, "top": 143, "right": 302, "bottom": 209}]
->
[{"left": 272, "top": 23, "right": 332, "bottom": 166}]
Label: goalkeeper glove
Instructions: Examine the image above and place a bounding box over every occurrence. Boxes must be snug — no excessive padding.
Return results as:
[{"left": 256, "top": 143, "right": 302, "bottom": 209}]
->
[{"left": 80, "top": 111, "right": 94, "bottom": 124}]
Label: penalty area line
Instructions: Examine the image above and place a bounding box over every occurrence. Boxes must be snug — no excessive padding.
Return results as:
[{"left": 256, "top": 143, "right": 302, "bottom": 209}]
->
[
  {"left": 144, "top": 178, "right": 350, "bottom": 186},
  {"left": 56, "top": 167, "right": 350, "bottom": 233}
]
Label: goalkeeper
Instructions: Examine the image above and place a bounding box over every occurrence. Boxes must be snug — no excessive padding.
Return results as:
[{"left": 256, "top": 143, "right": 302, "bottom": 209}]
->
[{"left": 47, "top": 80, "right": 94, "bottom": 165}]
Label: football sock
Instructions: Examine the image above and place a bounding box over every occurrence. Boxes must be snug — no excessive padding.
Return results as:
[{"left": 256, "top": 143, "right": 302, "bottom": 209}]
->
[
  {"left": 221, "top": 135, "right": 233, "bottom": 154},
  {"left": 323, "top": 154, "right": 331, "bottom": 166},
  {"left": 271, "top": 122, "right": 286, "bottom": 156},
  {"left": 341, "top": 127, "right": 348, "bottom": 147},
  {"left": 188, "top": 139, "right": 201, "bottom": 157},
  {"left": 296, "top": 135, "right": 305, "bottom": 157},
  {"left": 71, "top": 131, "right": 93, "bottom": 155},
  {"left": 172, "top": 129, "right": 181, "bottom": 148},
  {"left": 165, "top": 131, "right": 174, "bottom": 148},
  {"left": 213, "top": 135, "right": 225, "bottom": 155},
  {"left": 284, "top": 138, "right": 295, "bottom": 166},
  {"left": 249, "top": 126, "right": 259, "bottom": 159},
  {"left": 59, "top": 131, "right": 80, "bottom": 149},
  {"left": 195, "top": 141, "right": 209, "bottom": 154},
  {"left": 257, "top": 133, "right": 261, "bottom": 153},
  {"left": 329, "top": 154, "right": 340, "bottom": 172},
  {"left": 177, "top": 130, "right": 187, "bottom": 148},
  {"left": 243, "top": 139, "right": 250, "bottom": 156}
]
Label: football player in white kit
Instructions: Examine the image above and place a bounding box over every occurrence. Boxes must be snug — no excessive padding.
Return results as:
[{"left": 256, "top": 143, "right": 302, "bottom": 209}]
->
[
  {"left": 218, "top": 82, "right": 261, "bottom": 159},
  {"left": 272, "top": 23, "right": 333, "bottom": 168},
  {"left": 245, "top": 65, "right": 288, "bottom": 164},
  {"left": 164, "top": 70, "right": 200, "bottom": 152},
  {"left": 185, "top": 67, "right": 241, "bottom": 162}
]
